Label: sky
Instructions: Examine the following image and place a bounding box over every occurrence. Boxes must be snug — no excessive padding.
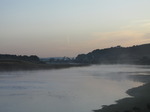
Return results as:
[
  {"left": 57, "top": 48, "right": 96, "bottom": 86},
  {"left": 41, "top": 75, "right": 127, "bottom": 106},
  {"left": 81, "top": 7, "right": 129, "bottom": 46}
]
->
[{"left": 0, "top": 0, "right": 150, "bottom": 57}]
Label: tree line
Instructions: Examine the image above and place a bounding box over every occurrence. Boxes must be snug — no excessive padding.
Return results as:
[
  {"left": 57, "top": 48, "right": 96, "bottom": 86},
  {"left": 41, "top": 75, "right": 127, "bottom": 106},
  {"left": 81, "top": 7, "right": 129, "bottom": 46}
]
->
[{"left": 0, "top": 54, "right": 40, "bottom": 62}]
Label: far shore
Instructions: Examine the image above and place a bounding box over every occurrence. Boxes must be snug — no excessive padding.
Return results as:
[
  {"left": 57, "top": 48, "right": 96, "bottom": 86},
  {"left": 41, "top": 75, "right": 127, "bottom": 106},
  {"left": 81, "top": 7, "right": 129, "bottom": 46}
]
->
[
  {"left": 93, "top": 74, "right": 150, "bottom": 112},
  {"left": 0, "top": 60, "right": 90, "bottom": 71}
]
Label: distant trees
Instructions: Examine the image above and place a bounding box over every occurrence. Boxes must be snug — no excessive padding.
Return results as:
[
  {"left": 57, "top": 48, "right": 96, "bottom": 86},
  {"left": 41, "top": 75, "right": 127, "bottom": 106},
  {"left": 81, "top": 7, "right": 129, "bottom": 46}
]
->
[
  {"left": 75, "top": 43, "right": 150, "bottom": 65},
  {"left": 29, "top": 55, "right": 40, "bottom": 62},
  {"left": 48, "top": 57, "right": 74, "bottom": 64},
  {"left": 0, "top": 54, "right": 40, "bottom": 62}
]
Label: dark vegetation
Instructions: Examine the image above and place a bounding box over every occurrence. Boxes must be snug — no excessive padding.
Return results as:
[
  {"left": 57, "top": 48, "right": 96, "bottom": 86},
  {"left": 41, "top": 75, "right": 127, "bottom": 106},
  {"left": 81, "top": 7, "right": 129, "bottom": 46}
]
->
[
  {"left": 0, "top": 54, "right": 41, "bottom": 71},
  {"left": 75, "top": 43, "right": 150, "bottom": 64},
  {"left": 0, "top": 54, "right": 87, "bottom": 71},
  {"left": 42, "top": 57, "right": 74, "bottom": 64},
  {"left": 0, "top": 54, "right": 40, "bottom": 62}
]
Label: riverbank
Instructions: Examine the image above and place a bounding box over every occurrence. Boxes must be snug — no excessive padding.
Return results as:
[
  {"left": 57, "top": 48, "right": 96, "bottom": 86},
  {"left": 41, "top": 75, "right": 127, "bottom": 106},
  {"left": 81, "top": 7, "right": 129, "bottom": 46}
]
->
[
  {"left": 0, "top": 60, "right": 89, "bottom": 71},
  {"left": 93, "top": 75, "right": 150, "bottom": 112}
]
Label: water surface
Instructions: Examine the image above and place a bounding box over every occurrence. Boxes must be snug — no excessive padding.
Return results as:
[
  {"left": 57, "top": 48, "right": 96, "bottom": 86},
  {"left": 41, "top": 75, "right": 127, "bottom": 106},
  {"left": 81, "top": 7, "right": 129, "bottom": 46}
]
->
[{"left": 0, "top": 65, "right": 149, "bottom": 112}]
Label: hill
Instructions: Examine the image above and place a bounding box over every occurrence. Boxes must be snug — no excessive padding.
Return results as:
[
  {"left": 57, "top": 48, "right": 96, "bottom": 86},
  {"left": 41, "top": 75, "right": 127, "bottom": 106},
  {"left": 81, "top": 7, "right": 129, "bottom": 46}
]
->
[{"left": 75, "top": 43, "right": 150, "bottom": 64}]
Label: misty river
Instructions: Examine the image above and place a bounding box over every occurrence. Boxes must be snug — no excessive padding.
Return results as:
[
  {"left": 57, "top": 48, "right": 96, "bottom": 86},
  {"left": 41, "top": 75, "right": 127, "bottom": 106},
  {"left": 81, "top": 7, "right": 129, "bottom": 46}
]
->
[{"left": 0, "top": 65, "right": 150, "bottom": 112}]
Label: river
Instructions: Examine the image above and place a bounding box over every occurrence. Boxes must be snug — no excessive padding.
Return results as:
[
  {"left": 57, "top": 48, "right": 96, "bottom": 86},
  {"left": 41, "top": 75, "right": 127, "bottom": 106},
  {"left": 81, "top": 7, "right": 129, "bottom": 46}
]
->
[{"left": 0, "top": 65, "right": 149, "bottom": 112}]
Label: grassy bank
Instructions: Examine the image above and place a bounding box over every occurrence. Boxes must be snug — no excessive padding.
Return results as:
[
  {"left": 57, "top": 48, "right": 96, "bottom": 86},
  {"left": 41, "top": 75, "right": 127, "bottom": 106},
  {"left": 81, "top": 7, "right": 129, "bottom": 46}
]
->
[
  {"left": 93, "top": 75, "right": 150, "bottom": 112},
  {"left": 0, "top": 60, "right": 89, "bottom": 71}
]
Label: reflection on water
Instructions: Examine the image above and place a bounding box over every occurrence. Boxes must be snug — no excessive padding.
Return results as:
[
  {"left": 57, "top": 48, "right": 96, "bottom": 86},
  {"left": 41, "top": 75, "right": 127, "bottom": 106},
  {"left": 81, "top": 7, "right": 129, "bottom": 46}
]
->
[{"left": 0, "top": 65, "right": 149, "bottom": 112}]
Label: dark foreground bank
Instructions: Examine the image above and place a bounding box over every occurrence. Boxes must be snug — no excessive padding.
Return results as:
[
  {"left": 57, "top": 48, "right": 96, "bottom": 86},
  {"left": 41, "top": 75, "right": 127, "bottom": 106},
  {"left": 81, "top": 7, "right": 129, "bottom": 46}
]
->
[
  {"left": 0, "top": 60, "right": 89, "bottom": 71},
  {"left": 93, "top": 75, "right": 150, "bottom": 112}
]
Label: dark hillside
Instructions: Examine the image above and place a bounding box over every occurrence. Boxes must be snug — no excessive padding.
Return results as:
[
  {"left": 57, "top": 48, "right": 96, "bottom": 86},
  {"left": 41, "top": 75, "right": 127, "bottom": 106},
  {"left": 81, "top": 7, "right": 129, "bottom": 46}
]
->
[{"left": 75, "top": 43, "right": 150, "bottom": 64}]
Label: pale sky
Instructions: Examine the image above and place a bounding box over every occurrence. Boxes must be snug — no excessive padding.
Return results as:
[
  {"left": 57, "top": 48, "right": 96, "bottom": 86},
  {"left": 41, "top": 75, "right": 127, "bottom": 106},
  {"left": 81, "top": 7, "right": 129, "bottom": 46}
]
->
[{"left": 0, "top": 0, "right": 150, "bottom": 57}]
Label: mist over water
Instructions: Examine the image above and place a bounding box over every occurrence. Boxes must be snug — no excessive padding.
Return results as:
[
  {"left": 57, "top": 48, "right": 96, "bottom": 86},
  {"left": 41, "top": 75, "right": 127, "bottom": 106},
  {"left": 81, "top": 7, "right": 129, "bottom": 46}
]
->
[{"left": 0, "top": 65, "right": 149, "bottom": 112}]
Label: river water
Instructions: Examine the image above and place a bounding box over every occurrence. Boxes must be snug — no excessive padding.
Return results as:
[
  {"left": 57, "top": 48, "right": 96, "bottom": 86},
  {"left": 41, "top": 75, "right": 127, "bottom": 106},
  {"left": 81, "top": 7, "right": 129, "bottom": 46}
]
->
[{"left": 0, "top": 65, "right": 149, "bottom": 112}]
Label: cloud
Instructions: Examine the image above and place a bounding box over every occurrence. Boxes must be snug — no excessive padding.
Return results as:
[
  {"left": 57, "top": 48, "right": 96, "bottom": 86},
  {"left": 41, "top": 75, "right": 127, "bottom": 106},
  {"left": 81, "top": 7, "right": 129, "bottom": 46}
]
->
[
  {"left": 89, "top": 30, "right": 150, "bottom": 49},
  {"left": 120, "top": 19, "right": 150, "bottom": 31},
  {"left": 143, "top": 33, "right": 150, "bottom": 39},
  {"left": 90, "top": 19, "right": 150, "bottom": 47}
]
